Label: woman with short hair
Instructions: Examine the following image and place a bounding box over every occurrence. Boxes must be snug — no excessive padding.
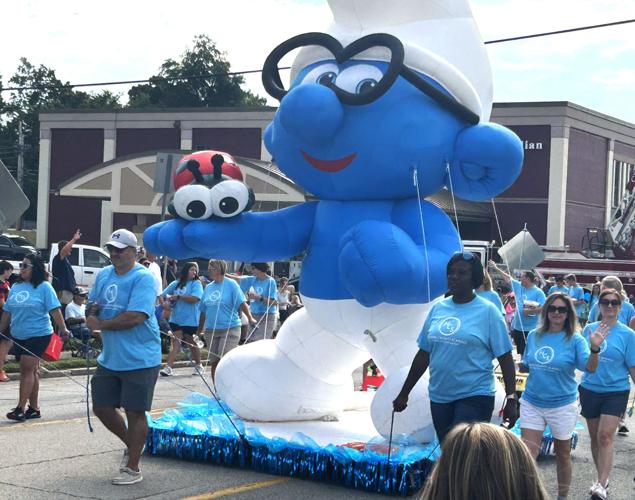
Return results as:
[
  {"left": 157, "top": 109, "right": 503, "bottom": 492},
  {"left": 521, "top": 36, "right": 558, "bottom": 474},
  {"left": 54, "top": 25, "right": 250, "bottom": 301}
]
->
[
  {"left": 520, "top": 292, "right": 602, "bottom": 500},
  {"left": 199, "top": 260, "right": 256, "bottom": 381},
  {"left": 421, "top": 422, "right": 549, "bottom": 500},
  {"left": 0, "top": 254, "right": 69, "bottom": 421},
  {"left": 159, "top": 262, "right": 204, "bottom": 377},
  {"left": 579, "top": 289, "right": 635, "bottom": 500},
  {"left": 394, "top": 252, "right": 519, "bottom": 443}
]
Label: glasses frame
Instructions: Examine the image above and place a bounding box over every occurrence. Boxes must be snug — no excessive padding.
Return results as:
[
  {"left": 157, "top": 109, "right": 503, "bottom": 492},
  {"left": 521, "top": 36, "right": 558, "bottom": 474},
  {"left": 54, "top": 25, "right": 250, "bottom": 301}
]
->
[
  {"left": 547, "top": 305, "right": 568, "bottom": 314},
  {"left": 599, "top": 299, "right": 621, "bottom": 307},
  {"left": 262, "top": 32, "right": 480, "bottom": 125}
]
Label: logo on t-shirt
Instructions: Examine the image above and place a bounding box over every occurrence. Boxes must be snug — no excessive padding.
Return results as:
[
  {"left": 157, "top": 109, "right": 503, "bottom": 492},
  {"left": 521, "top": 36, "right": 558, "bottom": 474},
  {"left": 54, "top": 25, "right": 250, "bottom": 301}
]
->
[
  {"left": 255, "top": 286, "right": 263, "bottom": 295},
  {"left": 105, "top": 284, "right": 118, "bottom": 303},
  {"left": 209, "top": 290, "right": 222, "bottom": 302},
  {"left": 14, "top": 291, "right": 29, "bottom": 303},
  {"left": 438, "top": 317, "right": 461, "bottom": 336},
  {"left": 535, "top": 346, "right": 555, "bottom": 364}
]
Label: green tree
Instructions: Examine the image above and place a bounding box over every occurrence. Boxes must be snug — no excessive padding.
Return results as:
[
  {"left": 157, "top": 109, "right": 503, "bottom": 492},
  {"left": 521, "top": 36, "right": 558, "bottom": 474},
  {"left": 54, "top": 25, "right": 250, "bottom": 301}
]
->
[
  {"left": 2, "top": 58, "right": 122, "bottom": 221},
  {"left": 128, "top": 35, "right": 266, "bottom": 108}
]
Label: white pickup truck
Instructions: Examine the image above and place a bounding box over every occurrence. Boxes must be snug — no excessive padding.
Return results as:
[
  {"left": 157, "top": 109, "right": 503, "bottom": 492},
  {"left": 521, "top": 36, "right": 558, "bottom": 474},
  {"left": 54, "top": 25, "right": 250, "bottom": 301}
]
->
[{"left": 46, "top": 244, "right": 112, "bottom": 290}]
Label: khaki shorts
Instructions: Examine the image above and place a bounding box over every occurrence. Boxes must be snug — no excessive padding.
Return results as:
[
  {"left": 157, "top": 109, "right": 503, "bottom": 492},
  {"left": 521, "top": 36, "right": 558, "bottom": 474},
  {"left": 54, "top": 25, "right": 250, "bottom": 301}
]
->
[
  {"left": 204, "top": 327, "right": 241, "bottom": 360},
  {"left": 246, "top": 313, "right": 277, "bottom": 343}
]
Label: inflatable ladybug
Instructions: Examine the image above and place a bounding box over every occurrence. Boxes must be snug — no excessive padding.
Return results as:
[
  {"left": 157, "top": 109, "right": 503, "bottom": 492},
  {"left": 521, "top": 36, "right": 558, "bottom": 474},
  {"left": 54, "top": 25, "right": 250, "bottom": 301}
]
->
[{"left": 169, "top": 151, "right": 255, "bottom": 220}]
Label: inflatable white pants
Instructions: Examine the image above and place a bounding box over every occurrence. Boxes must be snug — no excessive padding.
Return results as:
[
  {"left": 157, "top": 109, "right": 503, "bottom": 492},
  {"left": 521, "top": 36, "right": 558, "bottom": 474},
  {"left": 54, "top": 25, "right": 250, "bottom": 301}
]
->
[{"left": 215, "top": 296, "right": 504, "bottom": 443}]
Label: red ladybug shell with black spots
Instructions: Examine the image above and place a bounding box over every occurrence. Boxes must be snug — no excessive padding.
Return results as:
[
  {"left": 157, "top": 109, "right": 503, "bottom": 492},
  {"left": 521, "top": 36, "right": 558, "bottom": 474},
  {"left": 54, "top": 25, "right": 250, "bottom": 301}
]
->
[{"left": 174, "top": 150, "right": 244, "bottom": 189}]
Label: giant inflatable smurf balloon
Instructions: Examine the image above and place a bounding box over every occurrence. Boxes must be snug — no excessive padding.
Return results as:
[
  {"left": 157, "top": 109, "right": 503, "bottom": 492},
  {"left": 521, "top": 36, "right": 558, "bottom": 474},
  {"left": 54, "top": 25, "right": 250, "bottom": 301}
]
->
[{"left": 144, "top": 0, "right": 523, "bottom": 441}]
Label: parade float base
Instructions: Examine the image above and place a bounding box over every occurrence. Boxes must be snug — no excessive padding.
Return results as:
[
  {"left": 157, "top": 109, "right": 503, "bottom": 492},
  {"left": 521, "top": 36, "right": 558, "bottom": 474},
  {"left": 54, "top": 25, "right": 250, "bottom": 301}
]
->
[{"left": 146, "top": 392, "right": 580, "bottom": 496}]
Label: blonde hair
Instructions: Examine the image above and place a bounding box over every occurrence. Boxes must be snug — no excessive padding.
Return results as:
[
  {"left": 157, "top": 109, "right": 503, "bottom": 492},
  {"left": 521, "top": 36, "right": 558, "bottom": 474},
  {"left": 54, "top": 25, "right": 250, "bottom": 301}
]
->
[
  {"left": 207, "top": 259, "right": 226, "bottom": 275},
  {"left": 481, "top": 269, "right": 493, "bottom": 291},
  {"left": 601, "top": 276, "right": 627, "bottom": 298},
  {"left": 420, "top": 423, "right": 549, "bottom": 500}
]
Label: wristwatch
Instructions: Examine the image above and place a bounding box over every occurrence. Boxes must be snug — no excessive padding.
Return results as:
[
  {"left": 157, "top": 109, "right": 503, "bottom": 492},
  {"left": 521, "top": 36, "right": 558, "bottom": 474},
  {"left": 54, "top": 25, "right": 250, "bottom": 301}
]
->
[
  {"left": 590, "top": 346, "right": 600, "bottom": 354},
  {"left": 505, "top": 394, "right": 518, "bottom": 400}
]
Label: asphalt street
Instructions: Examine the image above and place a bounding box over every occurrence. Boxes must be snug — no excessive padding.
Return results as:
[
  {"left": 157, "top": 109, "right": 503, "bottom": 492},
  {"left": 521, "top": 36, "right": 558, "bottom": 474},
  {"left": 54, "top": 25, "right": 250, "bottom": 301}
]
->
[{"left": 0, "top": 367, "right": 633, "bottom": 499}]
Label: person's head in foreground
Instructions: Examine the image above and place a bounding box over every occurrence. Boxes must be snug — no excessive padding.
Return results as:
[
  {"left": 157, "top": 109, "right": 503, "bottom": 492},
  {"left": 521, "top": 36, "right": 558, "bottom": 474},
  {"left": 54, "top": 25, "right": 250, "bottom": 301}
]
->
[{"left": 420, "top": 422, "right": 549, "bottom": 500}]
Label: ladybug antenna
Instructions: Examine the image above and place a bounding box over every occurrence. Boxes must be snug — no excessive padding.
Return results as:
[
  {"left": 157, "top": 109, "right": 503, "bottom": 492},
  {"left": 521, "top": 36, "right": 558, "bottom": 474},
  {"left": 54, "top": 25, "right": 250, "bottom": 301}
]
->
[
  {"left": 211, "top": 154, "right": 224, "bottom": 182},
  {"left": 185, "top": 159, "right": 205, "bottom": 184}
]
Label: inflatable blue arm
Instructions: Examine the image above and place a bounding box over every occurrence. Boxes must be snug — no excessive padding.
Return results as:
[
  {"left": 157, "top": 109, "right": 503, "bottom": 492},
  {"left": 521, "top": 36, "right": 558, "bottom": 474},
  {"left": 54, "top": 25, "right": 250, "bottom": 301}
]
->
[
  {"left": 447, "top": 122, "right": 524, "bottom": 201},
  {"left": 144, "top": 202, "right": 317, "bottom": 261},
  {"left": 338, "top": 200, "right": 460, "bottom": 307}
]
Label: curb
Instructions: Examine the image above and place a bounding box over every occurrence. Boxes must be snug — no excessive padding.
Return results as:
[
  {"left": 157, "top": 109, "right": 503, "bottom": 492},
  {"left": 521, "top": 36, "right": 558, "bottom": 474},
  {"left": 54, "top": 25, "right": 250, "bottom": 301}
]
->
[{"left": 1, "top": 360, "right": 196, "bottom": 381}]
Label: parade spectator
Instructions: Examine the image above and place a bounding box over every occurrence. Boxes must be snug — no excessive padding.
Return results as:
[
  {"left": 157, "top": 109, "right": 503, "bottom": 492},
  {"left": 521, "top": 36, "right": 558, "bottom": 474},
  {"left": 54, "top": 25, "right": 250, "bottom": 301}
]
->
[
  {"left": 159, "top": 262, "right": 204, "bottom": 377},
  {"left": 277, "top": 277, "right": 291, "bottom": 325},
  {"left": 503, "top": 292, "right": 515, "bottom": 330},
  {"left": 65, "top": 286, "right": 90, "bottom": 336},
  {"left": 490, "top": 262, "right": 546, "bottom": 356},
  {"left": 394, "top": 253, "right": 519, "bottom": 442},
  {"left": 198, "top": 260, "right": 256, "bottom": 381},
  {"left": 520, "top": 293, "right": 601, "bottom": 500},
  {"left": 579, "top": 289, "right": 635, "bottom": 500},
  {"left": 0, "top": 260, "right": 14, "bottom": 382},
  {"left": 287, "top": 285, "right": 303, "bottom": 316},
  {"left": 476, "top": 268, "right": 504, "bottom": 315},
  {"left": 565, "top": 274, "right": 585, "bottom": 319},
  {"left": 0, "top": 254, "right": 69, "bottom": 421},
  {"left": 86, "top": 229, "right": 161, "bottom": 485},
  {"left": 549, "top": 276, "right": 569, "bottom": 295},
  {"left": 587, "top": 276, "right": 635, "bottom": 328},
  {"left": 145, "top": 251, "right": 163, "bottom": 297},
  {"left": 51, "top": 229, "right": 81, "bottom": 306},
  {"left": 230, "top": 263, "right": 278, "bottom": 342},
  {"left": 420, "top": 422, "right": 549, "bottom": 500}
]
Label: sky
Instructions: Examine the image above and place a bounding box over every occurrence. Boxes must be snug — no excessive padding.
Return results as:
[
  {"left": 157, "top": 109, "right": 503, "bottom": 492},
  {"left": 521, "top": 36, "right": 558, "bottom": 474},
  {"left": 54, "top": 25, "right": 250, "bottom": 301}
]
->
[{"left": 1, "top": 0, "right": 634, "bottom": 123}]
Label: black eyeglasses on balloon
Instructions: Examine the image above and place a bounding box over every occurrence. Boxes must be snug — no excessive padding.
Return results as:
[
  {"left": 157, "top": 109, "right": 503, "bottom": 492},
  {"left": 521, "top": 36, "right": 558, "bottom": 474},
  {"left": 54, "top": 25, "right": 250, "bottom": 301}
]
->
[{"left": 262, "top": 32, "right": 480, "bottom": 125}]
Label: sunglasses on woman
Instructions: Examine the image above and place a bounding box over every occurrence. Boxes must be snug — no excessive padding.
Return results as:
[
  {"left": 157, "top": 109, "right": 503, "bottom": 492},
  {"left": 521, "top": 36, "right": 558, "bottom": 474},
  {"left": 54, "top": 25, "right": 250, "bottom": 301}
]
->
[
  {"left": 599, "top": 299, "right": 620, "bottom": 307},
  {"left": 19, "top": 262, "right": 33, "bottom": 269},
  {"left": 546, "top": 305, "right": 568, "bottom": 314}
]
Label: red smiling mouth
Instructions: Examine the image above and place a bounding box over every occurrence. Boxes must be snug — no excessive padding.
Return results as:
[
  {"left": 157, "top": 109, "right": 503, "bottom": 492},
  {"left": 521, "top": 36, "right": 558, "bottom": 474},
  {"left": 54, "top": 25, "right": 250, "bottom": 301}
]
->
[{"left": 301, "top": 150, "right": 357, "bottom": 173}]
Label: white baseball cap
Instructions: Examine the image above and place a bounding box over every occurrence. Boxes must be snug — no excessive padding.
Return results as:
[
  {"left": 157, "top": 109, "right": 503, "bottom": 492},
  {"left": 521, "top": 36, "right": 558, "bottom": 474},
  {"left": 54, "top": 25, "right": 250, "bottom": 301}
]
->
[{"left": 105, "top": 229, "right": 138, "bottom": 249}]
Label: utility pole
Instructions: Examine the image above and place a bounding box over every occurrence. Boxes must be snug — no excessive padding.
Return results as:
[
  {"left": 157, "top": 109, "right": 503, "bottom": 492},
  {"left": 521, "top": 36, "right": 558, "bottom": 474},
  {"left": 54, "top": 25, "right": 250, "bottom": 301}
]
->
[{"left": 16, "top": 120, "right": 24, "bottom": 230}]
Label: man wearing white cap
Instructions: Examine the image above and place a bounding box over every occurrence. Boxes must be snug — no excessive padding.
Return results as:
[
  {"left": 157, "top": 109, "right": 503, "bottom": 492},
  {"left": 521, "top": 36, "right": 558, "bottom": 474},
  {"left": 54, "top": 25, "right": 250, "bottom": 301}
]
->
[{"left": 86, "top": 229, "right": 161, "bottom": 485}]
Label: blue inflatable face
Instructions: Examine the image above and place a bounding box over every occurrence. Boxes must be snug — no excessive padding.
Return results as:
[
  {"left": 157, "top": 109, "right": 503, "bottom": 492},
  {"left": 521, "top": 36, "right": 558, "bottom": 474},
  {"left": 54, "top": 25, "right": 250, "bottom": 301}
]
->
[{"left": 265, "top": 60, "right": 468, "bottom": 201}]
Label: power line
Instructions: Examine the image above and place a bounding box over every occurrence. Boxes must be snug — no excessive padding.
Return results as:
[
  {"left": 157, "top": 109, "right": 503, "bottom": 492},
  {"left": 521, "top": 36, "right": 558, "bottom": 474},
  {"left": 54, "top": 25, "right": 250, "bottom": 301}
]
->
[{"left": 0, "top": 18, "right": 633, "bottom": 93}]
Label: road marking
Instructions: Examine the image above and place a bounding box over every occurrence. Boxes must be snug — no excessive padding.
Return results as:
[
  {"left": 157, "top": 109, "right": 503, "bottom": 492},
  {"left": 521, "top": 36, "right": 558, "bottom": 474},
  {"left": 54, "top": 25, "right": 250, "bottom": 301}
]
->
[
  {"left": 180, "top": 478, "right": 292, "bottom": 500},
  {"left": 0, "top": 406, "right": 171, "bottom": 430}
]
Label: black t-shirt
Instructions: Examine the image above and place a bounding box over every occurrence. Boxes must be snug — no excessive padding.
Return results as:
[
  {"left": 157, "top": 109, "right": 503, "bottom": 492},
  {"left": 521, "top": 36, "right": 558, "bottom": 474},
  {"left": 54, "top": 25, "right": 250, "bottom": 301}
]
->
[{"left": 52, "top": 254, "right": 76, "bottom": 292}]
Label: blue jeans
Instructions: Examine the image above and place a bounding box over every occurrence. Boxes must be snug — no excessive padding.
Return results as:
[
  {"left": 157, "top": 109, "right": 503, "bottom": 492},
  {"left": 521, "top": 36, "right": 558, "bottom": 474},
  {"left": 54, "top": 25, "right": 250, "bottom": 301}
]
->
[{"left": 430, "top": 395, "right": 495, "bottom": 443}]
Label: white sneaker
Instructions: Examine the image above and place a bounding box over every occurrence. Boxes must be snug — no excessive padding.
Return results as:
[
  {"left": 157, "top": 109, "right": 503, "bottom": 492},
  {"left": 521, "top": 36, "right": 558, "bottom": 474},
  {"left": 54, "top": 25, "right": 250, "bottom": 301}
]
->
[
  {"left": 112, "top": 466, "right": 143, "bottom": 485},
  {"left": 192, "top": 364, "right": 204, "bottom": 376},
  {"left": 590, "top": 482, "right": 607, "bottom": 500},
  {"left": 160, "top": 366, "right": 173, "bottom": 377}
]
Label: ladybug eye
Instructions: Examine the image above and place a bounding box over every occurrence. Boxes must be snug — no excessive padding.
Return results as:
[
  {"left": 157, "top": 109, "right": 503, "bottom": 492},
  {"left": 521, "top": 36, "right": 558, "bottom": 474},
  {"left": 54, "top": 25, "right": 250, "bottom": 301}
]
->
[
  {"left": 172, "top": 185, "right": 213, "bottom": 221},
  {"left": 210, "top": 180, "right": 252, "bottom": 218}
]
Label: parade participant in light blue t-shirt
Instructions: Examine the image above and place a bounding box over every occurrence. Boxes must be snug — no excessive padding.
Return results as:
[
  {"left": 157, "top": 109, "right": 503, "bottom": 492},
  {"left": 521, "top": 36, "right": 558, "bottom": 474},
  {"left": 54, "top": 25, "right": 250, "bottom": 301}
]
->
[
  {"left": 233, "top": 263, "right": 279, "bottom": 343},
  {"left": 160, "top": 262, "right": 205, "bottom": 377},
  {"left": 201, "top": 260, "right": 257, "bottom": 382},
  {"left": 548, "top": 277, "right": 569, "bottom": 296},
  {"left": 519, "top": 292, "right": 601, "bottom": 500},
  {"left": 86, "top": 229, "right": 161, "bottom": 485},
  {"left": 565, "top": 274, "right": 585, "bottom": 319},
  {"left": 576, "top": 289, "right": 635, "bottom": 499},
  {"left": 0, "top": 254, "right": 70, "bottom": 423},
  {"left": 394, "top": 253, "right": 519, "bottom": 443}
]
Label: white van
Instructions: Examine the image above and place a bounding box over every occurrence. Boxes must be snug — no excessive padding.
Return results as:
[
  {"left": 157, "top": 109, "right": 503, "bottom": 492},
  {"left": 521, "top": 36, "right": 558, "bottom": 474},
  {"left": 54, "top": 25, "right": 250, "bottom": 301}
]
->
[{"left": 48, "top": 244, "right": 111, "bottom": 290}]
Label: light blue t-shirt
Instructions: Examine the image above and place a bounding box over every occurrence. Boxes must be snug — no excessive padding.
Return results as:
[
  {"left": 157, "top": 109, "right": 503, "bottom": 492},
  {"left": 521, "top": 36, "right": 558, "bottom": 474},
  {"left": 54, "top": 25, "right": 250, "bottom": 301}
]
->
[
  {"left": 568, "top": 284, "right": 585, "bottom": 318},
  {"left": 588, "top": 300, "right": 635, "bottom": 325},
  {"left": 581, "top": 321, "right": 635, "bottom": 393},
  {"left": 3, "top": 282, "right": 60, "bottom": 340},
  {"left": 417, "top": 295, "right": 513, "bottom": 403},
  {"left": 511, "top": 279, "right": 546, "bottom": 332},
  {"left": 162, "top": 279, "right": 203, "bottom": 327},
  {"left": 521, "top": 330, "right": 589, "bottom": 408},
  {"left": 89, "top": 264, "right": 161, "bottom": 371},
  {"left": 548, "top": 285, "right": 569, "bottom": 295},
  {"left": 202, "top": 278, "right": 246, "bottom": 330},
  {"left": 476, "top": 290, "right": 505, "bottom": 315},
  {"left": 240, "top": 275, "right": 278, "bottom": 315}
]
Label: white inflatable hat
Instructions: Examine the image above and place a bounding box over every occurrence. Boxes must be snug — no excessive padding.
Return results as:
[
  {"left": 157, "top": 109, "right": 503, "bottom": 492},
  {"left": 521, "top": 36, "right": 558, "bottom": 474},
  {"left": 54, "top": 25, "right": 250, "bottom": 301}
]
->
[{"left": 291, "top": 0, "right": 493, "bottom": 121}]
